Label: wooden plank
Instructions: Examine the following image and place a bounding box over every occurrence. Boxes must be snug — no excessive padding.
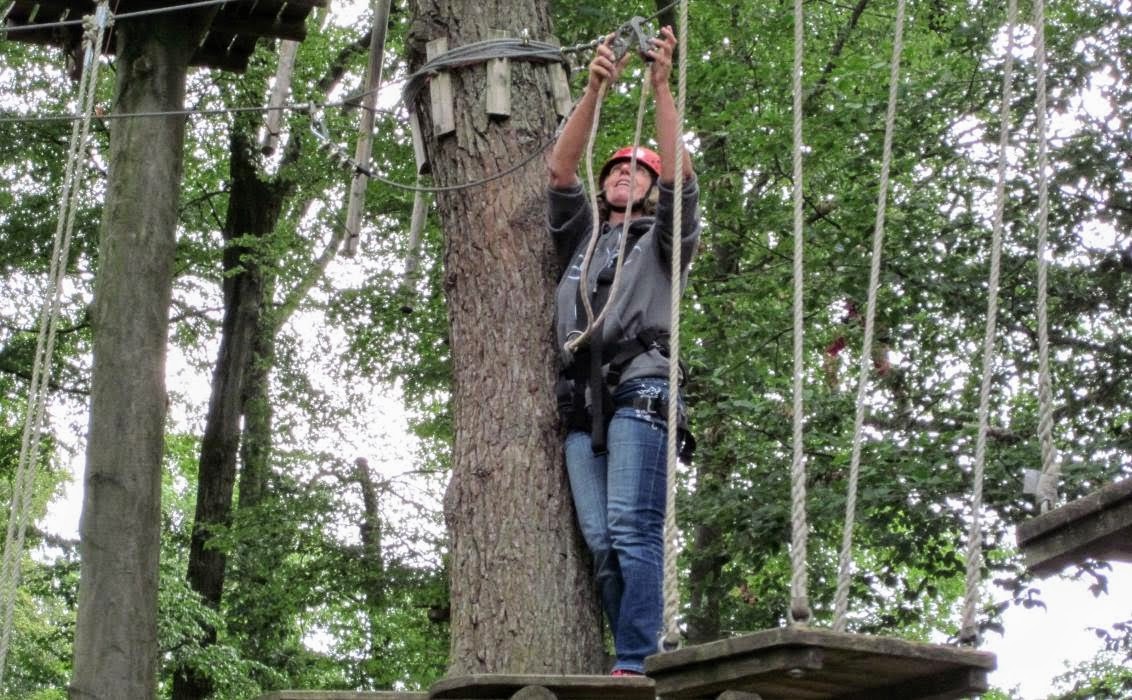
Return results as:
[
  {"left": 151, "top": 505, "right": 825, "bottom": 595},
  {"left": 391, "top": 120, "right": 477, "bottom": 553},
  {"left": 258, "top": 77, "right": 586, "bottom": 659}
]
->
[
  {"left": 485, "top": 28, "right": 511, "bottom": 118},
  {"left": 204, "top": 15, "right": 309, "bottom": 41},
  {"left": 646, "top": 627, "right": 995, "bottom": 700},
  {"left": 429, "top": 674, "right": 654, "bottom": 700},
  {"left": 409, "top": 110, "right": 430, "bottom": 175},
  {"left": 256, "top": 692, "right": 426, "bottom": 700},
  {"left": 653, "top": 648, "right": 824, "bottom": 699},
  {"left": 545, "top": 36, "right": 573, "bottom": 120},
  {"left": 3, "top": 0, "right": 327, "bottom": 73},
  {"left": 342, "top": 0, "right": 393, "bottom": 256},
  {"left": 260, "top": 39, "right": 300, "bottom": 154},
  {"left": 1016, "top": 478, "right": 1132, "bottom": 576},
  {"left": 426, "top": 37, "right": 456, "bottom": 137}
]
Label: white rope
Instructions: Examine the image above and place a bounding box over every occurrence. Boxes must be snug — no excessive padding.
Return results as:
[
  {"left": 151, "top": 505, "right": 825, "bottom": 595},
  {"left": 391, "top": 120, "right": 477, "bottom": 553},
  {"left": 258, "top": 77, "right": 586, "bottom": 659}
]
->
[
  {"left": 565, "top": 74, "right": 653, "bottom": 356},
  {"left": 960, "top": 0, "right": 1017, "bottom": 645},
  {"left": 788, "top": 0, "right": 811, "bottom": 627},
  {"left": 662, "top": 0, "right": 690, "bottom": 649},
  {"left": 832, "top": 0, "right": 906, "bottom": 633},
  {"left": 1029, "top": 0, "right": 1059, "bottom": 514},
  {"left": 0, "top": 3, "right": 111, "bottom": 682}
]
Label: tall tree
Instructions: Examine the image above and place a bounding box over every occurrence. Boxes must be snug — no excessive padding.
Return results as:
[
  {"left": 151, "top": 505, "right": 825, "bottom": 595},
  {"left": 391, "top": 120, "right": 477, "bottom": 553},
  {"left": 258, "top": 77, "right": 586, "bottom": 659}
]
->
[
  {"left": 71, "top": 10, "right": 217, "bottom": 698},
  {"left": 406, "top": 0, "right": 604, "bottom": 674}
]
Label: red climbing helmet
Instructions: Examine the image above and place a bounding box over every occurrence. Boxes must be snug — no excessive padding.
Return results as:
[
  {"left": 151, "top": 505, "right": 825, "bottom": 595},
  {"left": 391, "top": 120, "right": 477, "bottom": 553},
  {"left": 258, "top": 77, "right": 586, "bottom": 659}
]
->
[{"left": 599, "top": 146, "right": 662, "bottom": 184}]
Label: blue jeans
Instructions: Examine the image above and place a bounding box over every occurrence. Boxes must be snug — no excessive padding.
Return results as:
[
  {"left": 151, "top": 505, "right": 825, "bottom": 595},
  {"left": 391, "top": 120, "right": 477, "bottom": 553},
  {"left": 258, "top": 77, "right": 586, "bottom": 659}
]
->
[{"left": 565, "top": 377, "right": 676, "bottom": 673}]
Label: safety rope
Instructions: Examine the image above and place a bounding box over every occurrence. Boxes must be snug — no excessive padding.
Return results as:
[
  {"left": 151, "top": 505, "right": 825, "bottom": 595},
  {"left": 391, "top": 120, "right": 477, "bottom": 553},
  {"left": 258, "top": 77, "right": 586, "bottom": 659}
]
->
[
  {"left": 661, "top": 0, "right": 690, "bottom": 649},
  {"left": 564, "top": 72, "right": 652, "bottom": 356},
  {"left": 1030, "top": 0, "right": 1059, "bottom": 514},
  {"left": 832, "top": 0, "right": 906, "bottom": 633},
  {"left": 0, "top": 2, "right": 111, "bottom": 682},
  {"left": 788, "top": 0, "right": 811, "bottom": 627},
  {"left": 960, "top": 0, "right": 1017, "bottom": 645}
]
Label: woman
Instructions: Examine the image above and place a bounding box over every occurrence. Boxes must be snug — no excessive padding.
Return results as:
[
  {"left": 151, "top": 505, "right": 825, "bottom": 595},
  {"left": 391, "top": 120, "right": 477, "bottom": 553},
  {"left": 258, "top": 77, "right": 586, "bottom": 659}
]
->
[{"left": 546, "top": 26, "right": 700, "bottom": 676}]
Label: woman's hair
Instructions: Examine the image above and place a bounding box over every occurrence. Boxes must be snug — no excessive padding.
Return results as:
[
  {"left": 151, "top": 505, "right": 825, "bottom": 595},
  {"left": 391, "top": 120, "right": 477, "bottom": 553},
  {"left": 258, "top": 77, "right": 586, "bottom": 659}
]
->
[{"left": 596, "top": 181, "right": 659, "bottom": 221}]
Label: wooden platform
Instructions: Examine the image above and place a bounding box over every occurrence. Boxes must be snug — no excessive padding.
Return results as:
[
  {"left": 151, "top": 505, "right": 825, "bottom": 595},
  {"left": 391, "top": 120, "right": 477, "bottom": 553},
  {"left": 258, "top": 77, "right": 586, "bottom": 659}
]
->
[
  {"left": 259, "top": 688, "right": 425, "bottom": 693},
  {"left": 429, "top": 674, "right": 655, "bottom": 700},
  {"left": 2, "top": 0, "right": 327, "bottom": 72},
  {"left": 1016, "top": 478, "right": 1132, "bottom": 577},
  {"left": 644, "top": 627, "right": 996, "bottom": 699}
]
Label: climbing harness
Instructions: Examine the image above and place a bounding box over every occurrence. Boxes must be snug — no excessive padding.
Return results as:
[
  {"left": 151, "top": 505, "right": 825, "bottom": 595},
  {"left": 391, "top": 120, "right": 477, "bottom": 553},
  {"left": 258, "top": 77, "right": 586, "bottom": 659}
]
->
[{"left": 0, "top": 2, "right": 111, "bottom": 683}]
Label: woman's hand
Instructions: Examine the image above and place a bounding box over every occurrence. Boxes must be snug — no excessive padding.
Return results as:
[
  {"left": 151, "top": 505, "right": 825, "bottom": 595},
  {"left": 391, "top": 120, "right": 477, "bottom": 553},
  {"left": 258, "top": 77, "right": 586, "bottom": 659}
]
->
[
  {"left": 587, "top": 34, "right": 631, "bottom": 93},
  {"left": 648, "top": 26, "right": 678, "bottom": 90}
]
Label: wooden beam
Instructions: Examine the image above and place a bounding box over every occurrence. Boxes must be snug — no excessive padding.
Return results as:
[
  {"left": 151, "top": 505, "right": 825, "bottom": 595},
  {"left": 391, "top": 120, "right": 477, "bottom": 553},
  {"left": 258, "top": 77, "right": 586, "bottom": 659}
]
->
[
  {"left": 545, "top": 36, "right": 573, "bottom": 120},
  {"left": 426, "top": 37, "right": 456, "bottom": 137},
  {"left": 430, "top": 674, "right": 655, "bottom": 700},
  {"left": 342, "top": 0, "right": 394, "bottom": 257},
  {"left": 204, "top": 15, "right": 309, "bottom": 41},
  {"left": 485, "top": 28, "right": 511, "bottom": 118},
  {"left": 1016, "top": 478, "right": 1132, "bottom": 576},
  {"left": 259, "top": 39, "right": 300, "bottom": 155},
  {"left": 646, "top": 627, "right": 995, "bottom": 700}
]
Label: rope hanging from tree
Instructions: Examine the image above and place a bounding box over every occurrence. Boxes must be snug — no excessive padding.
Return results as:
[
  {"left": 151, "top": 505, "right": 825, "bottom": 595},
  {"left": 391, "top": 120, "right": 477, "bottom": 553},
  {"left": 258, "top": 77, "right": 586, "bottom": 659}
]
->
[
  {"left": 1029, "top": 0, "right": 1060, "bottom": 515},
  {"left": 783, "top": 0, "right": 1001, "bottom": 644},
  {"left": 788, "top": 0, "right": 811, "bottom": 627},
  {"left": 960, "top": 0, "right": 1019, "bottom": 645},
  {"left": 661, "top": 0, "right": 690, "bottom": 650},
  {"left": 564, "top": 71, "right": 653, "bottom": 356},
  {"left": 832, "top": 0, "right": 907, "bottom": 633},
  {"left": 0, "top": 2, "right": 111, "bottom": 682}
]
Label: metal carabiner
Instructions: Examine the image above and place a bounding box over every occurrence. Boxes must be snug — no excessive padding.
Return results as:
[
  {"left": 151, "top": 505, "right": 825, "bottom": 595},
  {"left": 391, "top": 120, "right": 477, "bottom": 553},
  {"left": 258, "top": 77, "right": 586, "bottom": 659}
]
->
[{"left": 609, "top": 16, "right": 655, "bottom": 63}]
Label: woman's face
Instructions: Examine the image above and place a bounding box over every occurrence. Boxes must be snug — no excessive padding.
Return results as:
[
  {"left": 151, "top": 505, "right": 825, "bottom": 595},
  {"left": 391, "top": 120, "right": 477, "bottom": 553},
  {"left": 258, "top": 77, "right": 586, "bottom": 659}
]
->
[{"left": 602, "top": 161, "right": 655, "bottom": 209}]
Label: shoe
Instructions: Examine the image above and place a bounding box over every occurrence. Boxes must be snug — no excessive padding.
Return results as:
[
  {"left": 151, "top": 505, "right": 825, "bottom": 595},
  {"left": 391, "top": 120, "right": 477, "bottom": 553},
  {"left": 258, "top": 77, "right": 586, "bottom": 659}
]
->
[{"left": 610, "top": 669, "right": 644, "bottom": 677}]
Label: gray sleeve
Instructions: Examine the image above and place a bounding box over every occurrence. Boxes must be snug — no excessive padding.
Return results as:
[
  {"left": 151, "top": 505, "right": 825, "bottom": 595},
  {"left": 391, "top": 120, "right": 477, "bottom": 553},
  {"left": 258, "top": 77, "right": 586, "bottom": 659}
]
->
[
  {"left": 653, "top": 177, "right": 701, "bottom": 271},
  {"left": 548, "top": 184, "right": 593, "bottom": 268}
]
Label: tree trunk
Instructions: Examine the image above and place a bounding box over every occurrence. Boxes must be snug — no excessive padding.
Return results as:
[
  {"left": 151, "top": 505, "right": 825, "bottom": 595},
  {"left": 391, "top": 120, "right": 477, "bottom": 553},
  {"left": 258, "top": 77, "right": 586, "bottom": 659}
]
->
[
  {"left": 407, "top": 0, "right": 604, "bottom": 675},
  {"left": 172, "top": 130, "right": 289, "bottom": 700},
  {"left": 70, "top": 13, "right": 213, "bottom": 699}
]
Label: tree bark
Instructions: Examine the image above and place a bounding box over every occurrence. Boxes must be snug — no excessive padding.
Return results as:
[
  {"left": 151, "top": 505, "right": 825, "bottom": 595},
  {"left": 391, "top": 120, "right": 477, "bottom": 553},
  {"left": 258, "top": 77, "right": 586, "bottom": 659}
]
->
[
  {"left": 70, "top": 13, "right": 213, "bottom": 699},
  {"left": 407, "top": 0, "right": 604, "bottom": 675}
]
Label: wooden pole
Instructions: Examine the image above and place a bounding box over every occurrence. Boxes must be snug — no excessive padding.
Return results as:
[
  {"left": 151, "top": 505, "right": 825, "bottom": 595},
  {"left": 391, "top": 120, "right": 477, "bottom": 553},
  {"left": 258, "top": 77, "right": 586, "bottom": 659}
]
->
[
  {"left": 342, "top": 0, "right": 394, "bottom": 256},
  {"left": 260, "top": 40, "right": 300, "bottom": 156}
]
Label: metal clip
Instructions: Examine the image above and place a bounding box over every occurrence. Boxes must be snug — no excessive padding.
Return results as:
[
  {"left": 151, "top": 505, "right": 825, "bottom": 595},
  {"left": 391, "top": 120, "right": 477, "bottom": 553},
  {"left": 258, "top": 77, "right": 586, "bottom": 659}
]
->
[{"left": 610, "top": 16, "right": 654, "bottom": 62}]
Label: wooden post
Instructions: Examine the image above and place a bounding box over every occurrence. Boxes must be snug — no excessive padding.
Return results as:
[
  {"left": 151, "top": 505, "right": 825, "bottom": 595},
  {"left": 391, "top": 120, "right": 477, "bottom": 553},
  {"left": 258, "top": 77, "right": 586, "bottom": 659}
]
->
[
  {"left": 546, "top": 36, "right": 573, "bottom": 120},
  {"left": 259, "top": 39, "right": 299, "bottom": 155},
  {"left": 485, "top": 29, "right": 511, "bottom": 118},
  {"left": 410, "top": 109, "right": 430, "bottom": 175},
  {"left": 342, "top": 0, "right": 394, "bottom": 257},
  {"left": 426, "top": 37, "right": 456, "bottom": 137},
  {"left": 398, "top": 187, "right": 430, "bottom": 314}
]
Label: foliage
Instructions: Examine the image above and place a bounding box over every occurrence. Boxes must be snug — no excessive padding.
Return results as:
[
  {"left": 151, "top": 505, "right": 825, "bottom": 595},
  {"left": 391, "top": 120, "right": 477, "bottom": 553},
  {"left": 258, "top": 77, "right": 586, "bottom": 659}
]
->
[{"left": 1, "top": 0, "right": 1130, "bottom": 694}]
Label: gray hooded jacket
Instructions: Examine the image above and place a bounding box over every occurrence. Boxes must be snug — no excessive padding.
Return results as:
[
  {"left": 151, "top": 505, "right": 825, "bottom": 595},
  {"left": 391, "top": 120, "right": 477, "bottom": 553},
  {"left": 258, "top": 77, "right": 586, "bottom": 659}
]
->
[{"left": 548, "top": 177, "right": 700, "bottom": 388}]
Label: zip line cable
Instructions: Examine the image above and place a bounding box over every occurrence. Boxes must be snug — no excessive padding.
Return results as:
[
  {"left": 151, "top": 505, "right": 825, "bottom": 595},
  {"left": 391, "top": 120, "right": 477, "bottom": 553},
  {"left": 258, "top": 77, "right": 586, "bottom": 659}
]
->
[{"left": 0, "top": 3, "right": 111, "bottom": 683}]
